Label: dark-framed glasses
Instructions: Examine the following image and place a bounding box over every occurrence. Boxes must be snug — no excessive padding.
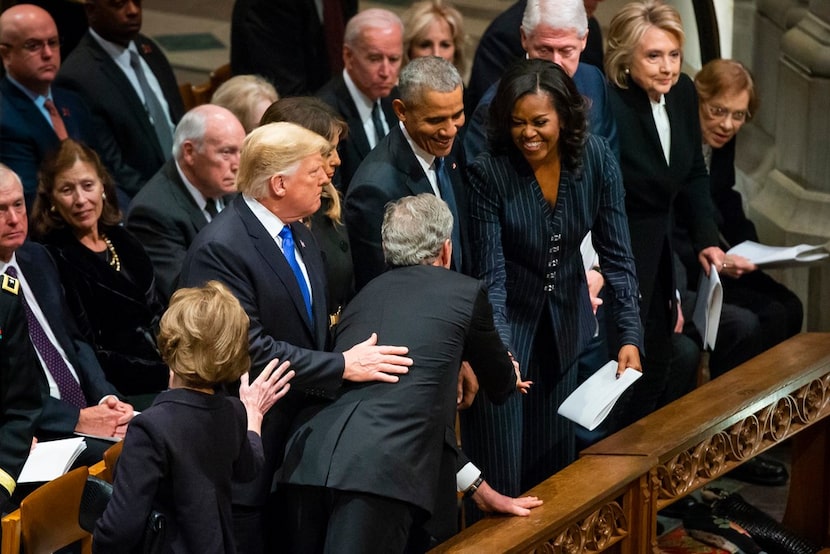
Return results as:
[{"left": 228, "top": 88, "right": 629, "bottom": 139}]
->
[{"left": 705, "top": 103, "right": 750, "bottom": 123}]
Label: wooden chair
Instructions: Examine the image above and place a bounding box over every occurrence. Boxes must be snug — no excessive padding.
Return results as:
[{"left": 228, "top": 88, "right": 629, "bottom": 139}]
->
[
  {"left": 19, "top": 466, "right": 92, "bottom": 554},
  {"left": 179, "top": 62, "right": 232, "bottom": 111}
]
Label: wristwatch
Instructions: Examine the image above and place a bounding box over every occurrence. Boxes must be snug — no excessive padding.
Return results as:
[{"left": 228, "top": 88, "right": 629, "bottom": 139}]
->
[{"left": 464, "top": 473, "right": 485, "bottom": 498}]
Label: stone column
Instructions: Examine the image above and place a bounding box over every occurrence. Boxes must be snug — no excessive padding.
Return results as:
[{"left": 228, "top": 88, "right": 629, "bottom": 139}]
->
[{"left": 748, "top": 0, "right": 830, "bottom": 331}]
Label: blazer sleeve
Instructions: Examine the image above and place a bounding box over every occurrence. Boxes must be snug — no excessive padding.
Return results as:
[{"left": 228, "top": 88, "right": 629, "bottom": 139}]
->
[
  {"left": 93, "top": 415, "right": 165, "bottom": 551},
  {"left": 466, "top": 157, "right": 513, "bottom": 352},
  {"left": 462, "top": 284, "right": 516, "bottom": 405},
  {"left": 587, "top": 138, "right": 643, "bottom": 349},
  {"left": 0, "top": 294, "right": 44, "bottom": 502},
  {"left": 344, "top": 172, "right": 392, "bottom": 290}
]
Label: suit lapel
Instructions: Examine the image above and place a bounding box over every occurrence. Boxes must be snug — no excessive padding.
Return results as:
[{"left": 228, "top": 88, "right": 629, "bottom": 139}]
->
[
  {"left": 82, "top": 33, "right": 164, "bottom": 161},
  {"left": 164, "top": 161, "right": 209, "bottom": 233},
  {"left": 234, "top": 198, "right": 316, "bottom": 336}
]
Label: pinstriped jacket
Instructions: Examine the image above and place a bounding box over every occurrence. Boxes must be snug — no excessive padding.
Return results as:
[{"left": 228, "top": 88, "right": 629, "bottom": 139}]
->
[{"left": 466, "top": 134, "right": 642, "bottom": 373}]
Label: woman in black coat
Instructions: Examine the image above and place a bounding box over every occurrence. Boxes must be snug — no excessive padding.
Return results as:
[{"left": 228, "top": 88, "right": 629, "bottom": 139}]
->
[
  {"left": 604, "top": 1, "right": 725, "bottom": 424},
  {"left": 31, "top": 140, "right": 167, "bottom": 401}
]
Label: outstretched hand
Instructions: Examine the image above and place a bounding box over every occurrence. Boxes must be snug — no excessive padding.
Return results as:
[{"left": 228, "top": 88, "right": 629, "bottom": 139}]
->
[
  {"left": 342, "top": 333, "right": 412, "bottom": 383},
  {"left": 240, "top": 359, "right": 294, "bottom": 433},
  {"left": 471, "top": 480, "right": 543, "bottom": 516}
]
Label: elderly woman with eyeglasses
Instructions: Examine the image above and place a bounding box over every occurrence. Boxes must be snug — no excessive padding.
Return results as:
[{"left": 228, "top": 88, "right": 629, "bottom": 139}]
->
[{"left": 693, "top": 59, "right": 803, "bottom": 349}]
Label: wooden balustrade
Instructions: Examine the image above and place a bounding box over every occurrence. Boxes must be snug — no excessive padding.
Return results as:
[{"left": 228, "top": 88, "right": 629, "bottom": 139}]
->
[{"left": 433, "top": 332, "right": 830, "bottom": 553}]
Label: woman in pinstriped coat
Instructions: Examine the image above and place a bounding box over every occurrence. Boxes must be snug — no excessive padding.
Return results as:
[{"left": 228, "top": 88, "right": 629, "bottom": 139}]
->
[{"left": 459, "top": 59, "right": 643, "bottom": 500}]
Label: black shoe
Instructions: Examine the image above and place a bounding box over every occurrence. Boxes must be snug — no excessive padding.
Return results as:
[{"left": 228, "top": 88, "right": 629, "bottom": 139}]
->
[
  {"left": 658, "top": 495, "right": 699, "bottom": 519},
  {"left": 727, "top": 455, "right": 788, "bottom": 486}
]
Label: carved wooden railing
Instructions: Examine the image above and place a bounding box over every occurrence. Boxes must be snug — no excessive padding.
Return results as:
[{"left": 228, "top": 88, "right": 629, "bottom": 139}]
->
[{"left": 433, "top": 332, "right": 830, "bottom": 553}]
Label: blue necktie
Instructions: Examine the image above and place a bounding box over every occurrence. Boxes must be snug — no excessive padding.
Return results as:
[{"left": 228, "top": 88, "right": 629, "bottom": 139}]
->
[
  {"left": 435, "top": 157, "right": 463, "bottom": 271},
  {"left": 278, "top": 225, "right": 314, "bottom": 325},
  {"left": 4, "top": 267, "right": 87, "bottom": 408}
]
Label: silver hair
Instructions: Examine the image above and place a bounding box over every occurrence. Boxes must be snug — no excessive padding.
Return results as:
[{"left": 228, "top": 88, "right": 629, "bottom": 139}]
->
[
  {"left": 398, "top": 56, "right": 463, "bottom": 105},
  {"left": 0, "top": 163, "right": 23, "bottom": 188},
  {"left": 172, "top": 107, "right": 209, "bottom": 160},
  {"left": 522, "top": 0, "right": 588, "bottom": 39},
  {"left": 382, "top": 193, "right": 453, "bottom": 267},
  {"left": 344, "top": 8, "right": 403, "bottom": 48}
]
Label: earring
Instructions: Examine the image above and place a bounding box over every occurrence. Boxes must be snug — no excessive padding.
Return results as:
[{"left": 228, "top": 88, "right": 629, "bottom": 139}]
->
[
  {"left": 50, "top": 205, "right": 56, "bottom": 213},
  {"left": 624, "top": 67, "right": 630, "bottom": 74},
  {"left": 102, "top": 192, "right": 107, "bottom": 201}
]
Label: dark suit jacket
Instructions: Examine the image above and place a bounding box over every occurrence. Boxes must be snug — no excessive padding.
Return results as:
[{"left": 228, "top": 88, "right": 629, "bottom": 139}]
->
[
  {"left": 317, "top": 74, "right": 398, "bottom": 193},
  {"left": 466, "top": 135, "right": 642, "bottom": 375},
  {"left": 282, "top": 265, "right": 515, "bottom": 521},
  {"left": 179, "top": 195, "right": 344, "bottom": 506},
  {"left": 56, "top": 32, "right": 185, "bottom": 198},
  {"left": 344, "top": 125, "right": 469, "bottom": 289},
  {"left": 40, "top": 225, "right": 168, "bottom": 396},
  {"left": 0, "top": 78, "right": 96, "bottom": 203},
  {"left": 464, "top": 62, "right": 618, "bottom": 163},
  {"left": 608, "top": 74, "right": 718, "bottom": 320},
  {"left": 0, "top": 284, "right": 44, "bottom": 504},
  {"left": 127, "top": 159, "right": 216, "bottom": 301},
  {"left": 14, "top": 242, "right": 120, "bottom": 438},
  {"left": 93, "top": 389, "right": 263, "bottom": 552},
  {"left": 231, "top": 0, "right": 357, "bottom": 96}
]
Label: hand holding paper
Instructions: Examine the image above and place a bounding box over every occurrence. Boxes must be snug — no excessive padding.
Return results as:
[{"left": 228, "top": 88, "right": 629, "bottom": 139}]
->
[{"left": 557, "top": 361, "right": 642, "bottom": 431}]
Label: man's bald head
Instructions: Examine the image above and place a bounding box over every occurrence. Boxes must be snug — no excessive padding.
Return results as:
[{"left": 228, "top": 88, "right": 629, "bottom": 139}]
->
[{"left": 0, "top": 4, "right": 60, "bottom": 95}]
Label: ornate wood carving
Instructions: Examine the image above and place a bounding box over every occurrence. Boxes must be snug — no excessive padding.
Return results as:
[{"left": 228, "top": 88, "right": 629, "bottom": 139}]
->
[{"left": 527, "top": 502, "right": 628, "bottom": 554}]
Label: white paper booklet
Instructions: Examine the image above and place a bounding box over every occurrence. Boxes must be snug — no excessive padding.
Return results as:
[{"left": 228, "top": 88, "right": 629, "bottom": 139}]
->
[
  {"left": 557, "top": 361, "right": 641, "bottom": 431},
  {"left": 18, "top": 437, "right": 87, "bottom": 483},
  {"left": 727, "top": 240, "right": 829, "bottom": 268},
  {"left": 693, "top": 264, "right": 723, "bottom": 350}
]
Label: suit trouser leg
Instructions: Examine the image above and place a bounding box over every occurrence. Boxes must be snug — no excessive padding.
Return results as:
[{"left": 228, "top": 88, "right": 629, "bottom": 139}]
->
[{"left": 324, "top": 490, "right": 421, "bottom": 554}]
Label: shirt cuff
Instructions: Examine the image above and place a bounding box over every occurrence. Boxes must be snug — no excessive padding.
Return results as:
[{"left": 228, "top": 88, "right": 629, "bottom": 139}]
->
[{"left": 456, "top": 462, "right": 481, "bottom": 492}]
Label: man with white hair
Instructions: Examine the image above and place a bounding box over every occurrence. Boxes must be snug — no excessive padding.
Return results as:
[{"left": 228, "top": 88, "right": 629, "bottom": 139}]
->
[
  {"left": 464, "top": 0, "right": 617, "bottom": 161},
  {"left": 317, "top": 8, "right": 403, "bottom": 192},
  {"left": 127, "top": 104, "right": 246, "bottom": 301}
]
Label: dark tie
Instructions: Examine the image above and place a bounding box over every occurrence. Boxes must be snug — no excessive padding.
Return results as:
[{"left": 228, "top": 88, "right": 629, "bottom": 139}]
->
[
  {"left": 129, "top": 50, "right": 173, "bottom": 158},
  {"left": 371, "top": 102, "right": 386, "bottom": 145},
  {"left": 435, "top": 157, "right": 463, "bottom": 271},
  {"left": 4, "top": 267, "right": 87, "bottom": 408},
  {"left": 44, "top": 99, "right": 68, "bottom": 140},
  {"left": 205, "top": 198, "right": 218, "bottom": 219},
  {"left": 322, "top": 0, "right": 345, "bottom": 73},
  {"left": 278, "top": 225, "right": 314, "bottom": 325}
]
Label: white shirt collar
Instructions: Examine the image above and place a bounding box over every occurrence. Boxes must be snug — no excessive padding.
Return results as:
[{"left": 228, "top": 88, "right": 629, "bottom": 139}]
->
[{"left": 243, "top": 195, "right": 287, "bottom": 239}]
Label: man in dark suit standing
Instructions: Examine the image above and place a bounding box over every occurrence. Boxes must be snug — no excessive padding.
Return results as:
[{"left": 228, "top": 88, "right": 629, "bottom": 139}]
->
[
  {"left": 0, "top": 165, "right": 134, "bottom": 469},
  {"left": 127, "top": 104, "right": 246, "bottom": 302},
  {"left": 179, "top": 122, "right": 412, "bottom": 553},
  {"left": 463, "top": 0, "right": 617, "bottom": 162},
  {"left": 231, "top": 0, "right": 357, "bottom": 96},
  {"left": 282, "top": 194, "right": 539, "bottom": 552},
  {"left": 317, "top": 8, "right": 402, "bottom": 193},
  {"left": 0, "top": 4, "right": 96, "bottom": 206},
  {"left": 56, "top": 0, "right": 185, "bottom": 200},
  {"left": 345, "top": 56, "right": 467, "bottom": 289}
]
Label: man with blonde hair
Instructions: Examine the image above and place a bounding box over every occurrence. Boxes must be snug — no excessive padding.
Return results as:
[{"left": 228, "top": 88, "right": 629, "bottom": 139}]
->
[{"left": 180, "top": 122, "right": 413, "bottom": 552}]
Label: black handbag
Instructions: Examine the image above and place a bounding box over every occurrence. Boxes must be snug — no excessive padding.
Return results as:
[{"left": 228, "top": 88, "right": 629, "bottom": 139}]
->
[{"left": 79, "top": 476, "right": 167, "bottom": 554}]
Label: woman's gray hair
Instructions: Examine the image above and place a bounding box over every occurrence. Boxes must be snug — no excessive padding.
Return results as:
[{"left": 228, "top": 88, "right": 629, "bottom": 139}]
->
[
  {"left": 521, "top": 0, "right": 588, "bottom": 40},
  {"left": 398, "top": 56, "right": 463, "bottom": 105},
  {"left": 382, "top": 193, "right": 453, "bottom": 267}
]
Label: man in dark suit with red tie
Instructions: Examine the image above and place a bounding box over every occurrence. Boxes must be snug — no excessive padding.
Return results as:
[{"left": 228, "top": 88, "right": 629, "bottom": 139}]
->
[
  {"left": 0, "top": 4, "right": 97, "bottom": 207},
  {"left": 344, "top": 56, "right": 468, "bottom": 290},
  {"left": 56, "top": 0, "right": 185, "bottom": 200},
  {"left": 179, "top": 122, "right": 413, "bottom": 553}
]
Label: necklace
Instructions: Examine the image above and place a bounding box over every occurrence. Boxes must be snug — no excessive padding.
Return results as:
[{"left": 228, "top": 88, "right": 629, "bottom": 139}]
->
[{"left": 102, "top": 234, "right": 121, "bottom": 272}]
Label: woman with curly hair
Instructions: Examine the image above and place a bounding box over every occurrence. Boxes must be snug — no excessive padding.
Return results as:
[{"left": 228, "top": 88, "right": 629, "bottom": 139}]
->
[{"left": 460, "top": 58, "right": 642, "bottom": 498}]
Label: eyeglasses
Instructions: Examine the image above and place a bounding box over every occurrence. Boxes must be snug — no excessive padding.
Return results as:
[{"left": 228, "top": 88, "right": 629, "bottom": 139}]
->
[
  {"left": 704, "top": 103, "right": 750, "bottom": 123},
  {"left": 0, "top": 37, "right": 62, "bottom": 55}
]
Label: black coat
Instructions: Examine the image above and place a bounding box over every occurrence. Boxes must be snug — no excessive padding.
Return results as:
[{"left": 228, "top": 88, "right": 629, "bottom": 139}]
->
[{"left": 40, "top": 225, "right": 168, "bottom": 396}]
